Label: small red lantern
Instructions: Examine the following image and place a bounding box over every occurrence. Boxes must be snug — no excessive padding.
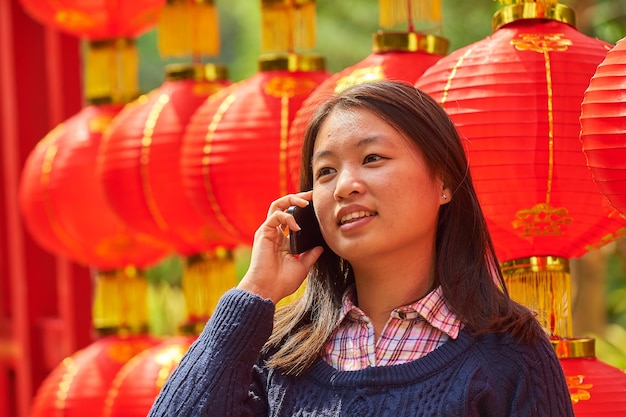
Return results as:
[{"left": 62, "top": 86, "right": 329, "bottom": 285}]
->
[
  {"left": 287, "top": 0, "right": 449, "bottom": 190},
  {"left": 98, "top": 64, "right": 234, "bottom": 255},
  {"left": 29, "top": 334, "right": 161, "bottom": 417},
  {"left": 103, "top": 335, "right": 196, "bottom": 417},
  {"left": 554, "top": 339, "right": 626, "bottom": 416},
  {"left": 19, "top": 0, "right": 164, "bottom": 39},
  {"left": 580, "top": 36, "right": 626, "bottom": 218},
  {"left": 180, "top": 0, "right": 330, "bottom": 245},
  {"left": 19, "top": 104, "right": 171, "bottom": 270}
]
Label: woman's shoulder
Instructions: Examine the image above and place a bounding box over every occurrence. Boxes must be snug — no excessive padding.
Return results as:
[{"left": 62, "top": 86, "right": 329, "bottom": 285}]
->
[{"left": 461, "top": 329, "right": 560, "bottom": 374}]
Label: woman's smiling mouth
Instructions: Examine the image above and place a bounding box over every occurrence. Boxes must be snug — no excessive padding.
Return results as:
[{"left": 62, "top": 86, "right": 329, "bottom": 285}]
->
[{"left": 339, "top": 211, "right": 376, "bottom": 225}]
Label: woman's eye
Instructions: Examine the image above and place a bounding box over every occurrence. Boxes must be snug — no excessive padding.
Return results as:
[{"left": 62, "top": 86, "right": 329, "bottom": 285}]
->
[
  {"left": 315, "top": 166, "right": 336, "bottom": 179},
  {"left": 364, "top": 154, "right": 384, "bottom": 164}
]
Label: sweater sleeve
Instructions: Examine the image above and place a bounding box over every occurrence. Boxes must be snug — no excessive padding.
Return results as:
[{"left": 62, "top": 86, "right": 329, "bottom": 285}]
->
[
  {"left": 147, "top": 289, "right": 275, "bottom": 417},
  {"left": 466, "top": 334, "right": 575, "bottom": 417}
]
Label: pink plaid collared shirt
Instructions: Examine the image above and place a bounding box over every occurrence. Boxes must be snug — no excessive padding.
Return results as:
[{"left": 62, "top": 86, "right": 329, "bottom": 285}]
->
[{"left": 322, "top": 285, "right": 463, "bottom": 371}]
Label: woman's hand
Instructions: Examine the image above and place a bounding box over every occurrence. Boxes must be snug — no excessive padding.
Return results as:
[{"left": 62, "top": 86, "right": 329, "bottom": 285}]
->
[{"left": 237, "top": 191, "right": 324, "bottom": 304}]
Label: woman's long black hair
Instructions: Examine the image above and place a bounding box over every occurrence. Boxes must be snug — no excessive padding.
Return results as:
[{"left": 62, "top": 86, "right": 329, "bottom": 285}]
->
[{"left": 264, "top": 80, "right": 543, "bottom": 375}]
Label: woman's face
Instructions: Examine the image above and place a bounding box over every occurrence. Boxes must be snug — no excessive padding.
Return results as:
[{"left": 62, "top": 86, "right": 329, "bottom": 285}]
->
[{"left": 311, "top": 107, "right": 451, "bottom": 266}]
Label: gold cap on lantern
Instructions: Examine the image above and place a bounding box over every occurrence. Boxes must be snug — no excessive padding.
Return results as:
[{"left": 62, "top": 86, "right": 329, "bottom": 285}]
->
[
  {"left": 373, "top": 31, "right": 448, "bottom": 54},
  {"left": 492, "top": 0, "right": 576, "bottom": 32},
  {"left": 164, "top": 63, "right": 229, "bottom": 82},
  {"left": 551, "top": 337, "right": 596, "bottom": 359},
  {"left": 258, "top": 53, "right": 326, "bottom": 72}
]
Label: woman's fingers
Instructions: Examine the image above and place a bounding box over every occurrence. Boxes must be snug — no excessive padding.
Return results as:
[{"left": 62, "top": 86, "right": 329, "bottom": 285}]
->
[{"left": 266, "top": 191, "right": 313, "bottom": 216}]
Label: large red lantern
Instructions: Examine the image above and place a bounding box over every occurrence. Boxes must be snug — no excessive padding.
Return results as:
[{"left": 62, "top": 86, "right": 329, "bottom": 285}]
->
[
  {"left": 29, "top": 255, "right": 162, "bottom": 417},
  {"left": 103, "top": 335, "right": 195, "bottom": 417},
  {"left": 19, "top": 0, "right": 164, "bottom": 40},
  {"left": 180, "top": 0, "right": 331, "bottom": 245},
  {"left": 580, "top": 36, "right": 626, "bottom": 218},
  {"left": 287, "top": 0, "right": 449, "bottom": 190},
  {"left": 416, "top": 1, "right": 626, "bottom": 413},
  {"left": 98, "top": 64, "right": 234, "bottom": 255},
  {"left": 19, "top": 104, "right": 171, "bottom": 270},
  {"left": 29, "top": 334, "right": 161, "bottom": 417},
  {"left": 181, "top": 60, "right": 330, "bottom": 245},
  {"left": 416, "top": 1, "right": 624, "bottom": 266}
]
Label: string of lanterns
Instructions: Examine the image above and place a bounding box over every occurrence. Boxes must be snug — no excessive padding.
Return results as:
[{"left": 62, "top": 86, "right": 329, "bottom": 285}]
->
[{"left": 14, "top": 0, "right": 626, "bottom": 416}]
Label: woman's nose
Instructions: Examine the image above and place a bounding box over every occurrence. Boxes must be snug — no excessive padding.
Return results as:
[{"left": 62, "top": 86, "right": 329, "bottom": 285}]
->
[{"left": 333, "top": 167, "right": 364, "bottom": 200}]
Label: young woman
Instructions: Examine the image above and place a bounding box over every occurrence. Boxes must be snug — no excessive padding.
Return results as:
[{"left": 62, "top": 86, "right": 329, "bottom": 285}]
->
[{"left": 148, "top": 81, "right": 574, "bottom": 416}]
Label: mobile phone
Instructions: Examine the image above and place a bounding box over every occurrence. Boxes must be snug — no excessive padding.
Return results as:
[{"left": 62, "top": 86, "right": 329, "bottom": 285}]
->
[{"left": 287, "top": 203, "right": 325, "bottom": 254}]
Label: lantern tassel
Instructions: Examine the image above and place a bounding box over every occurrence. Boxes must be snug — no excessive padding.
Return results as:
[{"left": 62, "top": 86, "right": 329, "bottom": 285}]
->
[
  {"left": 181, "top": 248, "right": 237, "bottom": 334},
  {"left": 496, "top": 0, "right": 559, "bottom": 4},
  {"left": 378, "top": 0, "right": 442, "bottom": 30},
  {"left": 84, "top": 39, "right": 139, "bottom": 104},
  {"left": 92, "top": 266, "right": 149, "bottom": 334},
  {"left": 261, "top": 0, "right": 316, "bottom": 53},
  {"left": 158, "top": 0, "right": 220, "bottom": 59},
  {"left": 501, "top": 257, "right": 573, "bottom": 338}
]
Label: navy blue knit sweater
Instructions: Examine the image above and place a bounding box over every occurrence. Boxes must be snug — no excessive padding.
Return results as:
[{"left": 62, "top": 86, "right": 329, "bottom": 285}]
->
[{"left": 148, "top": 289, "right": 574, "bottom": 417}]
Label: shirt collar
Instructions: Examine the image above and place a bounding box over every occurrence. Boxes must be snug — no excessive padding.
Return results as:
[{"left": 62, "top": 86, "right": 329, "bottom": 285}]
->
[{"left": 336, "top": 285, "right": 462, "bottom": 339}]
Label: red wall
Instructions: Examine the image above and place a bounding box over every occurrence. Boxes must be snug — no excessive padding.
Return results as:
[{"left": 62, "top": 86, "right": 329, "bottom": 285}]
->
[{"left": 1, "top": 1, "right": 93, "bottom": 416}]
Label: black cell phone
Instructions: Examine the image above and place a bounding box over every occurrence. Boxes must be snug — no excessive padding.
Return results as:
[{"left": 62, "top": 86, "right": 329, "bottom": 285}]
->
[{"left": 287, "top": 203, "right": 325, "bottom": 254}]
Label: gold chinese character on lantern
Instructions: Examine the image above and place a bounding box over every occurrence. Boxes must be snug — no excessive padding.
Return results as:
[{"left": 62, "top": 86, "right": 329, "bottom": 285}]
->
[
  {"left": 511, "top": 33, "right": 573, "bottom": 53},
  {"left": 512, "top": 202, "right": 573, "bottom": 237},
  {"left": 565, "top": 374, "right": 593, "bottom": 404}
]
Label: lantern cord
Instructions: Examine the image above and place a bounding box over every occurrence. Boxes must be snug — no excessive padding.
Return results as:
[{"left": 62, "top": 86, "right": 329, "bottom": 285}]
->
[
  {"left": 261, "top": 0, "right": 316, "bottom": 53},
  {"left": 378, "top": 0, "right": 442, "bottom": 32}
]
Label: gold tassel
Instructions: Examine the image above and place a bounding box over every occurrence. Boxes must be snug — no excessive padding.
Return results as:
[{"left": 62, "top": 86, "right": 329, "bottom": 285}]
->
[
  {"left": 378, "top": 0, "right": 442, "bottom": 30},
  {"left": 84, "top": 39, "right": 138, "bottom": 104},
  {"left": 276, "top": 279, "right": 307, "bottom": 308},
  {"left": 158, "top": 0, "right": 220, "bottom": 58},
  {"left": 181, "top": 248, "right": 237, "bottom": 333},
  {"left": 496, "top": 0, "right": 559, "bottom": 4},
  {"left": 502, "top": 256, "right": 573, "bottom": 338},
  {"left": 92, "top": 266, "right": 149, "bottom": 334},
  {"left": 261, "top": 0, "right": 316, "bottom": 53}
]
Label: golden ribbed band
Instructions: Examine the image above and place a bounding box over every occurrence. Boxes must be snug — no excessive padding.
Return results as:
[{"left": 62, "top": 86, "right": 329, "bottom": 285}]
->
[{"left": 492, "top": 2, "right": 576, "bottom": 32}]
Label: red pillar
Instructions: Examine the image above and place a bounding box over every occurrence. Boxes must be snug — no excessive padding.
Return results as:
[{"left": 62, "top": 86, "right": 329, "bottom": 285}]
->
[{"left": 0, "top": 1, "right": 93, "bottom": 416}]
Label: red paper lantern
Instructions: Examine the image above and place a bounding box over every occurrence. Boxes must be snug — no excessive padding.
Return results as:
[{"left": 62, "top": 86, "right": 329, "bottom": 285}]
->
[
  {"left": 554, "top": 339, "right": 626, "bottom": 416},
  {"left": 98, "top": 64, "right": 234, "bottom": 255},
  {"left": 19, "top": 0, "right": 164, "bottom": 39},
  {"left": 18, "top": 104, "right": 171, "bottom": 269},
  {"left": 181, "top": 54, "right": 331, "bottom": 245},
  {"left": 29, "top": 335, "right": 161, "bottom": 417},
  {"left": 103, "top": 335, "right": 196, "bottom": 417},
  {"left": 416, "top": 2, "right": 626, "bottom": 264},
  {"left": 580, "top": 36, "right": 626, "bottom": 218},
  {"left": 287, "top": 30, "right": 448, "bottom": 190},
  {"left": 417, "top": 2, "right": 626, "bottom": 412}
]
